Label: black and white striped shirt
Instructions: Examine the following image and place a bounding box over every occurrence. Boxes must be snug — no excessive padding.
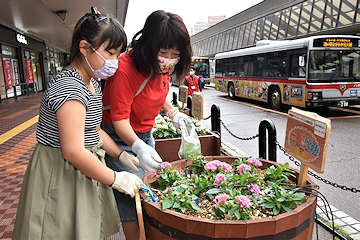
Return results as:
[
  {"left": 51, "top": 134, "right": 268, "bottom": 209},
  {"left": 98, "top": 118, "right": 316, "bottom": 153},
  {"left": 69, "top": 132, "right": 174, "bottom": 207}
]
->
[{"left": 37, "top": 66, "right": 102, "bottom": 148}]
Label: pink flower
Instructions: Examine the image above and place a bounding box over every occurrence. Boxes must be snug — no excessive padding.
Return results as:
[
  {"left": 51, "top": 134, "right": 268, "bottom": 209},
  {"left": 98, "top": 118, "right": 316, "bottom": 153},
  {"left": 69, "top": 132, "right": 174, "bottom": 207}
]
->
[
  {"left": 205, "top": 160, "right": 232, "bottom": 172},
  {"left": 247, "top": 183, "right": 260, "bottom": 195},
  {"left": 162, "top": 162, "right": 172, "bottom": 169},
  {"left": 214, "top": 173, "right": 226, "bottom": 185},
  {"left": 235, "top": 195, "right": 251, "bottom": 208},
  {"left": 247, "top": 158, "right": 262, "bottom": 167},
  {"left": 214, "top": 193, "right": 229, "bottom": 208},
  {"left": 237, "top": 164, "right": 251, "bottom": 173},
  {"left": 224, "top": 212, "right": 234, "bottom": 220},
  {"left": 150, "top": 172, "right": 159, "bottom": 178}
]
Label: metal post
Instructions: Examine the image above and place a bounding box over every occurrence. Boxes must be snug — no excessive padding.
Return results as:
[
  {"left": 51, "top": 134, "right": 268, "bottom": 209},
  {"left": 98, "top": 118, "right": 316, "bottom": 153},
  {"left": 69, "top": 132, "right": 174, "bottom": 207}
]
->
[
  {"left": 258, "top": 119, "right": 277, "bottom": 162},
  {"left": 172, "top": 92, "right": 178, "bottom": 106},
  {"left": 26, "top": 83, "right": 30, "bottom": 96},
  {"left": 13, "top": 84, "right": 17, "bottom": 100},
  {"left": 211, "top": 104, "right": 221, "bottom": 135},
  {"left": 187, "top": 95, "right": 192, "bottom": 117}
]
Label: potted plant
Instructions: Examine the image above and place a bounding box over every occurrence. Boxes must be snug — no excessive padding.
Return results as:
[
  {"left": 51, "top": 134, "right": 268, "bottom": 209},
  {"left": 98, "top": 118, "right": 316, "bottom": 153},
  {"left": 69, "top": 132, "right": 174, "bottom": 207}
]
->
[
  {"left": 153, "top": 115, "right": 221, "bottom": 162},
  {"left": 141, "top": 155, "right": 317, "bottom": 240}
]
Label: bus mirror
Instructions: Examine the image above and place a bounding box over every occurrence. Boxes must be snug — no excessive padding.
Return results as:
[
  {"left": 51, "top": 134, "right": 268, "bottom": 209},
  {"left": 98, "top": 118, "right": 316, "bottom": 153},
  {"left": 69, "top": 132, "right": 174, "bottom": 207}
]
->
[{"left": 299, "top": 56, "right": 305, "bottom": 67}]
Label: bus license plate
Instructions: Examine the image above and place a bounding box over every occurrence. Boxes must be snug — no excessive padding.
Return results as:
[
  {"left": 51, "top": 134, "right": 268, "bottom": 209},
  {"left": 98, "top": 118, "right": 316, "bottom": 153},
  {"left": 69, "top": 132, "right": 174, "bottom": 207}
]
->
[{"left": 337, "top": 100, "right": 348, "bottom": 107}]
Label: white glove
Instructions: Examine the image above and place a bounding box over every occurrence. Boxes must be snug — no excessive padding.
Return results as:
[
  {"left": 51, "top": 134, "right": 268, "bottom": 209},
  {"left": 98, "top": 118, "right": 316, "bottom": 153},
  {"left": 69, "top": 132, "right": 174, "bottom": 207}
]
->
[
  {"left": 132, "top": 139, "right": 164, "bottom": 172},
  {"left": 111, "top": 171, "right": 143, "bottom": 198},
  {"left": 171, "top": 111, "right": 192, "bottom": 128},
  {"left": 118, "top": 150, "right": 140, "bottom": 172}
]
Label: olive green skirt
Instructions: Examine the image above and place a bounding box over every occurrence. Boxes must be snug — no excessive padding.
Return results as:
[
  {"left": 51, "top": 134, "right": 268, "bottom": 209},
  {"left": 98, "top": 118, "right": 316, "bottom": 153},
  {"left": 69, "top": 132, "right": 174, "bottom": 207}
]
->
[{"left": 12, "top": 139, "right": 120, "bottom": 240}]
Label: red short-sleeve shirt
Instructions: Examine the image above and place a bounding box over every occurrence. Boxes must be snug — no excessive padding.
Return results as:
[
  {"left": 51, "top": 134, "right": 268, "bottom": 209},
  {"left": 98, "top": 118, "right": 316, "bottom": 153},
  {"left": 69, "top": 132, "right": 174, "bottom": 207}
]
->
[{"left": 102, "top": 51, "right": 170, "bottom": 133}]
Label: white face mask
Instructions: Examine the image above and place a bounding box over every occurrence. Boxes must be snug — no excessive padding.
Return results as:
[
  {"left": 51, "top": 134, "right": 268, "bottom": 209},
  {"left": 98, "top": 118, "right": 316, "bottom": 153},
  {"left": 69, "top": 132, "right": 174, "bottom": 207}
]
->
[{"left": 190, "top": 71, "right": 194, "bottom": 75}]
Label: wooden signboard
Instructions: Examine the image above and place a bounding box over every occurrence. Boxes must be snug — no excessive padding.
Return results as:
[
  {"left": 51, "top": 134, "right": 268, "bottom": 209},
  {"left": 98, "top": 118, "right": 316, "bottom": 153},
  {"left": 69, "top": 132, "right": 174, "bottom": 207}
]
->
[
  {"left": 284, "top": 107, "right": 331, "bottom": 184},
  {"left": 178, "top": 86, "right": 188, "bottom": 103},
  {"left": 191, "top": 92, "right": 204, "bottom": 119}
]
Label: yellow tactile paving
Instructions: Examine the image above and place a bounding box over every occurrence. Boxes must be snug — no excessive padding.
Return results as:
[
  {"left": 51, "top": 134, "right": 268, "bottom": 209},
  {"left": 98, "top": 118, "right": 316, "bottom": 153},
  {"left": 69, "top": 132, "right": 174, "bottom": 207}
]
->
[
  {"left": 0, "top": 132, "right": 37, "bottom": 167},
  {"left": 2, "top": 110, "right": 30, "bottom": 119},
  {"left": 0, "top": 115, "right": 38, "bottom": 145}
]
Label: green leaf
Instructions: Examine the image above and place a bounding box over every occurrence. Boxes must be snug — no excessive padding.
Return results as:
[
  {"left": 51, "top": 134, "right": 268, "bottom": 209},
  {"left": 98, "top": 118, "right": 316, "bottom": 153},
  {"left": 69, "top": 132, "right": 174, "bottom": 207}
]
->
[
  {"left": 273, "top": 206, "right": 280, "bottom": 215},
  {"left": 206, "top": 188, "right": 224, "bottom": 195},
  {"left": 293, "top": 193, "right": 305, "bottom": 201},
  {"left": 173, "top": 201, "right": 180, "bottom": 209},
  {"left": 262, "top": 202, "right": 276, "bottom": 208},
  {"left": 189, "top": 201, "right": 202, "bottom": 212},
  {"left": 162, "top": 198, "right": 174, "bottom": 210},
  {"left": 173, "top": 188, "right": 185, "bottom": 195},
  {"left": 282, "top": 204, "right": 292, "bottom": 212},
  {"left": 179, "top": 206, "right": 186, "bottom": 213}
]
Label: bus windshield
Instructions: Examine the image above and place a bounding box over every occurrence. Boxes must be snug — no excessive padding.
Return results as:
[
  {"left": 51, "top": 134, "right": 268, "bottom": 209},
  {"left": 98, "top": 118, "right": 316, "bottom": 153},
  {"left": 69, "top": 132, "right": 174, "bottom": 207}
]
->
[
  {"left": 309, "top": 50, "right": 360, "bottom": 82},
  {"left": 192, "top": 59, "right": 210, "bottom": 79}
]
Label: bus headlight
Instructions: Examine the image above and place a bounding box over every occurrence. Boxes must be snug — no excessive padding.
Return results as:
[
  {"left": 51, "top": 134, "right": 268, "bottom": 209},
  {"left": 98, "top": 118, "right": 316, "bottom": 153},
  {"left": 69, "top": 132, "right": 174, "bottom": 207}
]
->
[{"left": 307, "top": 92, "right": 322, "bottom": 101}]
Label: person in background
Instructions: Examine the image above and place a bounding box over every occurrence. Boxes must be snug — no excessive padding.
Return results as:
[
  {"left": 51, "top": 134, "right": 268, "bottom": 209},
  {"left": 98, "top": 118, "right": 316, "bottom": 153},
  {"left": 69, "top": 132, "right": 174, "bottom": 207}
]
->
[
  {"left": 13, "top": 8, "right": 142, "bottom": 240},
  {"left": 101, "top": 10, "right": 193, "bottom": 240},
  {"left": 185, "top": 67, "right": 200, "bottom": 95}
]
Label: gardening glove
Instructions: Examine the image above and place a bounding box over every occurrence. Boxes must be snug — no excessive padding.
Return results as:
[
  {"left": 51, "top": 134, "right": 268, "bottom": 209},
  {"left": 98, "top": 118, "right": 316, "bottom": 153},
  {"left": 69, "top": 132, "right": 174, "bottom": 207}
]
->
[
  {"left": 110, "top": 171, "right": 143, "bottom": 198},
  {"left": 132, "top": 139, "right": 164, "bottom": 173},
  {"left": 118, "top": 150, "right": 140, "bottom": 172},
  {"left": 171, "top": 111, "right": 192, "bottom": 128}
]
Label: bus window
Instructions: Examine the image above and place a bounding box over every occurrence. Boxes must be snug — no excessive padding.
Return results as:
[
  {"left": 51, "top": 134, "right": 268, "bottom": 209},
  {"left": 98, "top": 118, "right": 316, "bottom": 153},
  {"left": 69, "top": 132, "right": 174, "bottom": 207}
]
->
[{"left": 290, "top": 54, "right": 306, "bottom": 78}]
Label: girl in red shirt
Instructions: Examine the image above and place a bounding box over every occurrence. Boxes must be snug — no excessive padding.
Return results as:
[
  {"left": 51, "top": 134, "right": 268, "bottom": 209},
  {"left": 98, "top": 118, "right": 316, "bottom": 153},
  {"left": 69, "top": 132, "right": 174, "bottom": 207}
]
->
[
  {"left": 185, "top": 67, "right": 200, "bottom": 95},
  {"left": 102, "top": 10, "right": 192, "bottom": 240}
]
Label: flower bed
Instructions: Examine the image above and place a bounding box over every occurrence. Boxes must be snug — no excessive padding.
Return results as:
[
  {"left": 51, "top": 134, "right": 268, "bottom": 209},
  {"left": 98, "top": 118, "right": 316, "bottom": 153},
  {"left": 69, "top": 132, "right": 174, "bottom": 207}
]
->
[
  {"left": 141, "top": 156, "right": 317, "bottom": 240},
  {"left": 153, "top": 115, "right": 220, "bottom": 162}
]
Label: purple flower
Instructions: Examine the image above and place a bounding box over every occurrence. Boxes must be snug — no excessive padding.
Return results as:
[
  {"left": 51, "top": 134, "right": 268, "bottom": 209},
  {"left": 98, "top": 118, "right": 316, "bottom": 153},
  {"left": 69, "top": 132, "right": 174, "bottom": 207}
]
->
[
  {"left": 205, "top": 160, "right": 232, "bottom": 172},
  {"left": 162, "top": 162, "right": 172, "bottom": 169},
  {"left": 237, "top": 164, "right": 251, "bottom": 174}
]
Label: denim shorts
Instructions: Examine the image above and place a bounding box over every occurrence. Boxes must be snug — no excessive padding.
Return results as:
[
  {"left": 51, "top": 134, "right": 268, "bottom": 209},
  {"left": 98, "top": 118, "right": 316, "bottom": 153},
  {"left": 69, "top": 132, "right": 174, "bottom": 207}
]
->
[{"left": 101, "top": 122, "right": 155, "bottom": 222}]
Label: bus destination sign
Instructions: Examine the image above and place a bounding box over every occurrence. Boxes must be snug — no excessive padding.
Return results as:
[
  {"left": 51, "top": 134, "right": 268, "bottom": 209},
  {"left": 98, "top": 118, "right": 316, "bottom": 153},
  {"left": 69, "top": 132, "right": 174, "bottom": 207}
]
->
[{"left": 313, "top": 38, "right": 359, "bottom": 48}]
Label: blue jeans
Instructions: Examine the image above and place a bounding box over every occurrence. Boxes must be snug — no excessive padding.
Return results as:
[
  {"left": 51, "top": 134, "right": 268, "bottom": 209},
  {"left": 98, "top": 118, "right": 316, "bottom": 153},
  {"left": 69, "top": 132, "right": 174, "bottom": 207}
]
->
[{"left": 101, "top": 122, "right": 155, "bottom": 222}]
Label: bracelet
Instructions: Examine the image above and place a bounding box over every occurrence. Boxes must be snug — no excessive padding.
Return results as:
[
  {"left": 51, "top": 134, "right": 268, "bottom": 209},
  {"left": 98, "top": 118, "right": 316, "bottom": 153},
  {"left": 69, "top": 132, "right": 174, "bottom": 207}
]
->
[
  {"left": 118, "top": 150, "right": 125, "bottom": 159},
  {"left": 168, "top": 109, "right": 179, "bottom": 119},
  {"left": 109, "top": 170, "right": 116, "bottom": 187},
  {"left": 166, "top": 108, "right": 178, "bottom": 118}
]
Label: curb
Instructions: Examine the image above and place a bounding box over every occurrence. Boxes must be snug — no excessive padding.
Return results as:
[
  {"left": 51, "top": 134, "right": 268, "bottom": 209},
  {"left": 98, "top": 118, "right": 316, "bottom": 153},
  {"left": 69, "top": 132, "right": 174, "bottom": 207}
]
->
[{"left": 220, "top": 138, "right": 360, "bottom": 240}]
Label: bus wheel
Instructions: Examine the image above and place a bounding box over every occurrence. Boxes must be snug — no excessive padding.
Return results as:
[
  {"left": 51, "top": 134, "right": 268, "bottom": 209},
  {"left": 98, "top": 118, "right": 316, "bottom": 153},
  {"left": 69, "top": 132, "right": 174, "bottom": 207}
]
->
[
  {"left": 228, "top": 83, "right": 235, "bottom": 99},
  {"left": 269, "top": 87, "right": 281, "bottom": 110}
]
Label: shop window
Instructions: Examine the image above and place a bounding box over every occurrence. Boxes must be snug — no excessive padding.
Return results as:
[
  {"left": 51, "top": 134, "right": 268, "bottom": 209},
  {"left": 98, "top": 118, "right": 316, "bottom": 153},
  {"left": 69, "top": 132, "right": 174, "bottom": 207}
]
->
[{"left": 1, "top": 45, "right": 17, "bottom": 56}]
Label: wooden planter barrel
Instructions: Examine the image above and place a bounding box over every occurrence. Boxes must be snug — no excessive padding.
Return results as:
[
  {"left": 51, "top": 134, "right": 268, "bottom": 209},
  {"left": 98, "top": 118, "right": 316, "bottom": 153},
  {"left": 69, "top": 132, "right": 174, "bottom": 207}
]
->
[
  {"left": 140, "top": 156, "right": 317, "bottom": 240},
  {"left": 155, "top": 131, "right": 221, "bottom": 162}
]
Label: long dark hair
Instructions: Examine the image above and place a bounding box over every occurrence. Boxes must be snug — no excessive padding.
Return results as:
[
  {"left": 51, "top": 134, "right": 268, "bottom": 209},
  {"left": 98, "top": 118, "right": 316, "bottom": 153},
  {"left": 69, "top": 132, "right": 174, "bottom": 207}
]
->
[
  {"left": 129, "top": 10, "right": 192, "bottom": 80},
  {"left": 68, "top": 11, "right": 127, "bottom": 64}
]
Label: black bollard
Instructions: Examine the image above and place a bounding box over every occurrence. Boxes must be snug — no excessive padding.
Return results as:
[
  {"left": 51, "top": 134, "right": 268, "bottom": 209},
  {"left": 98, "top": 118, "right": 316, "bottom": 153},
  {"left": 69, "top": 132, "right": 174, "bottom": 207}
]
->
[
  {"left": 211, "top": 104, "right": 221, "bottom": 135},
  {"left": 172, "top": 92, "right": 178, "bottom": 106},
  {"left": 187, "top": 95, "right": 192, "bottom": 117},
  {"left": 258, "top": 119, "right": 277, "bottom": 162}
]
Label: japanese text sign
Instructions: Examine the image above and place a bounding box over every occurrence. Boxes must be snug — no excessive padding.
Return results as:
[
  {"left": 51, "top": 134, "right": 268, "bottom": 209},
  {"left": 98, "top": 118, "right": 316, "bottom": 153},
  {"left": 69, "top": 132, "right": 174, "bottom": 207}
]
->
[
  {"left": 25, "top": 59, "right": 34, "bottom": 83},
  {"left": 178, "top": 86, "right": 188, "bottom": 103},
  {"left": 3, "top": 59, "right": 13, "bottom": 89},
  {"left": 284, "top": 107, "right": 331, "bottom": 173},
  {"left": 191, "top": 92, "right": 204, "bottom": 119}
]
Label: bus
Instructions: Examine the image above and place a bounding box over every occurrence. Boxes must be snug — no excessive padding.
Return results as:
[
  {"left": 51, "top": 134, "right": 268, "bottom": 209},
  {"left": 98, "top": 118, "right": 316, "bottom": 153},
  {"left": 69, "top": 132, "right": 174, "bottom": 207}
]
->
[
  {"left": 214, "top": 35, "right": 360, "bottom": 110},
  {"left": 170, "top": 56, "right": 211, "bottom": 86}
]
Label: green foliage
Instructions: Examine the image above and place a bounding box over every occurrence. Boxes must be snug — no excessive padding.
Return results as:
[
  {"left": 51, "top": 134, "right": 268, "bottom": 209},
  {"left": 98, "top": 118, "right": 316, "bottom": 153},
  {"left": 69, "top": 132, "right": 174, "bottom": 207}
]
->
[
  {"left": 264, "top": 162, "right": 295, "bottom": 183},
  {"left": 259, "top": 184, "right": 306, "bottom": 215}
]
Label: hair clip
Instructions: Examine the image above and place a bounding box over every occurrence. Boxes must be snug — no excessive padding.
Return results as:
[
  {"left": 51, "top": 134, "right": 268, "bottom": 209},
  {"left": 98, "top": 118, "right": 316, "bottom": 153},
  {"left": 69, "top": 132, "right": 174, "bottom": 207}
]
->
[
  {"left": 91, "top": 7, "right": 101, "bottom": 14},
  {"left": 95, "top": 16, "right": 108, "bottom": 22}
]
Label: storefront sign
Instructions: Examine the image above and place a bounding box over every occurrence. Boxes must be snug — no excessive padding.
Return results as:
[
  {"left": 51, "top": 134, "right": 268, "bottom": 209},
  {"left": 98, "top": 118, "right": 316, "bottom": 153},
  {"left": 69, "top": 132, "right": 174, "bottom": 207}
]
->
[
  {"left": 3, "top": 59, "right": 13, "bottom": 89},
  {"left": 25, "top": 59, "right": 35, "bottom": 83},
  {"left": 284, "top": 107, "right": 331, "bottom": 173},
  {"left": 16, "top": 33, "right": 28, "bottom": 44},
  {"left": 191, "top": 92, "right": 204, "bottom": 119}
]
